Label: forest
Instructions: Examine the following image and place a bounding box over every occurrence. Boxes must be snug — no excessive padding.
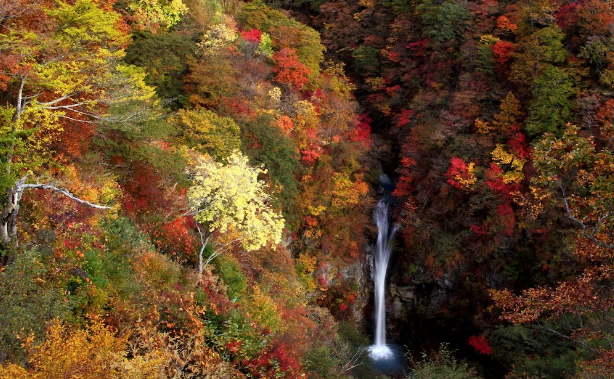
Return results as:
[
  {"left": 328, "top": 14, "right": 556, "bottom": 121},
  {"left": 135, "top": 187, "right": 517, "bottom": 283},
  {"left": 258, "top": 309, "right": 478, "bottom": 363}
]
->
[{"left": 0, "top": 0, "right": 613, "bottom": 378}]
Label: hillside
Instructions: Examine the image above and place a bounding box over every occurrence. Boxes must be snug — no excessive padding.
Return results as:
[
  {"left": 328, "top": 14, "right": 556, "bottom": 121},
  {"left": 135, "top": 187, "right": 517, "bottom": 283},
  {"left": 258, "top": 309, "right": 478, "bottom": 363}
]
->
[{"left": 1, "top": 0, "right": 614, "bottom": 378}]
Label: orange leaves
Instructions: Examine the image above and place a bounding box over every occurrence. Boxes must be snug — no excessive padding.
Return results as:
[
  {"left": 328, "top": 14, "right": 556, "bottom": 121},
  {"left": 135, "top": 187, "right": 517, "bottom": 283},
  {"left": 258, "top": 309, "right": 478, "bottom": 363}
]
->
[
  {"left": 596, "top": 98, "right": 614, "bottom": 126},
  {"left": 272, "top": 48, "right": 311, "bottom": 89},
  {"left": 0, "top": 319, "right": 127, "bottom": 379},
  {"left": 576, "top": 0, "right": 614, "bottom": 37},
  {"left": 491, "top": 265, "right": 614, "bottom": 324},
  {"left": 300, "top": 146, "right": 322, "bottom": 163},
  {"left": 276, "top": 115, "right": 294, "bottom": 133},
  {"left": 496, "top": 15, "right": 517, "bottom": 32}
]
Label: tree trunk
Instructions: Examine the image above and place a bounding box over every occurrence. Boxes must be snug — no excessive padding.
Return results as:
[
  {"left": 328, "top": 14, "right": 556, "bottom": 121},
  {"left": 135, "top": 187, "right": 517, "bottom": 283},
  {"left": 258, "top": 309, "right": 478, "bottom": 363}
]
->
[
  {"left": 0, "top": 175, "right": 113, "bottom": 252},
  {"left": 0, "top": 176, "right": 26, "bottom": 248}
]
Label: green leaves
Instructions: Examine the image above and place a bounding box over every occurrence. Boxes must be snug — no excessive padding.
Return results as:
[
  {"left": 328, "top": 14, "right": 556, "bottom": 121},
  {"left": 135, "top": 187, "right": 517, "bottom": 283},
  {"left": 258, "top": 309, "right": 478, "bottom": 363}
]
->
[
  {"left": 416, "top": 0, "right": 470, "bottom": 43},
  {"left": 526, "top": 65, "right": 576, "bottom": 136}
]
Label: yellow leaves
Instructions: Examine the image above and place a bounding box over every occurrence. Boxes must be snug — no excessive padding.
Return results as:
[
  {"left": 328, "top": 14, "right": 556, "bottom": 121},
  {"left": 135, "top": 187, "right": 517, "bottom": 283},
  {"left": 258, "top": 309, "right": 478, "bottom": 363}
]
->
[
  {"left": 241, "top": 285, "right": 282, "bottom": 333},
  {"left": 308, "top": 205, "right": 326, "bottom": 217},
  {"left": 0, "top": 319, "right": 182, "bottom": 379},
  {"left": 267, "top": 86, "right": 282, "bottom": 106},
  {"left": 128, "top": 0, "right": 188, "bottom": 31},
  {"left": 330, "top": 173, "right": 369, "bottom": 209},
  {"left": 479, "top": 34, "right": 499, "bottom": 45},
  {"left": 475, "top": 118, "right": 492, "bottom": 134},
  {"left": 297, "top": 253, "right": 317, "bottom": 275},
  {"left": 58, "top": 158, "right": 120, "bottom": 212},
  {"left": 0, "top": 319, "right": 125, "bottom": 379},
  {"left": 491, "top": 144, "right": 525, "bottom": 183},
  {"left": 48, "top": 0, "right": 126, "bottom": 45},
  {"left": 459, "top": 162, "right": 477, "bottom": 188},
  {"left": 188, "top": 151, "right": 284, "bottom": 252},
  {"left": 292, "top": 100, "right": 319, "bottom": 131},
  {"left": 0, "top": 363, "right": 29, "bottom": 379},
  {"left": 365, "top": 77, "right": 387, "bottom": 91},
  {"left": 108, "top": 64, "right": 157, "bottom": 105},
  {"left": 198, "top": 23, "right": 237, "bottom": 56},
  {"left": 359, "top": 0, "right": 377, "bottom": 8}
]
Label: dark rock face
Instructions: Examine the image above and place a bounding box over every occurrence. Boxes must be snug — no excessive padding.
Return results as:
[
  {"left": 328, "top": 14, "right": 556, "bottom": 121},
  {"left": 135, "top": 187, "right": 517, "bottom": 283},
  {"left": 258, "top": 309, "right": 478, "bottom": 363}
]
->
[{"left": 358, "top": 243, "right": 460, "bottom": 346}]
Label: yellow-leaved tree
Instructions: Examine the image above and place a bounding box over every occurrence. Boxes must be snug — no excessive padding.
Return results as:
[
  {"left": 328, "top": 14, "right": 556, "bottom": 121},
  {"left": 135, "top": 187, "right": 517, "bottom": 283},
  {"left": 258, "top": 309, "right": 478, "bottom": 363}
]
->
[
  {"left": 0, "top": 0, "right": 156, "bottom": 250},
  {"left": 187, "top": 151, "right": 284, "bottom": 275}
]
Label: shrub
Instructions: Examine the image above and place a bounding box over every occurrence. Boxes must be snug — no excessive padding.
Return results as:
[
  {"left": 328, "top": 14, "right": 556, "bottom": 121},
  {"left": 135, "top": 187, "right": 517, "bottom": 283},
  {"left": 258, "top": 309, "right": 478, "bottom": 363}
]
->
[{"left": 408, "top": 344, "right": 481, "bottom": 379}]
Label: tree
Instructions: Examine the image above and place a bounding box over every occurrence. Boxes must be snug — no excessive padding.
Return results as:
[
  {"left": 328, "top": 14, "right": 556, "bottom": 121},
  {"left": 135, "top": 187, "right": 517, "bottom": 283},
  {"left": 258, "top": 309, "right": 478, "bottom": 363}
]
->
[
  {"left": 510, "top": 25, "right": 567, "bottom": 88},
  {"left": 187, "top": 151, "right": 284, "bottom": 274},
  {"left": 491, "top": 123, "right": 614, "bottom": 374},
  {"left": 272, "top": 48, "right": 311, "bottom": 89},
  {"left": 171, "top": 108, "right": 241, "bottom": 160},
  {"left": 531, "top": 124, "right": 613, "bottom": 250},
  {"left": 238, "top": 114, "right": 301, "bottom": 214},
  {"left": 416, "top": 0, "right": 470, "bottom": 43},
  {"left": 123, "top": 0, "right": 188, "bottom": 32},
  {"left": 0, "top": 0, "right": 155, "bottom": 249},
  {"left": 526, "top": 65, "right": 576, "bottom": 136}
]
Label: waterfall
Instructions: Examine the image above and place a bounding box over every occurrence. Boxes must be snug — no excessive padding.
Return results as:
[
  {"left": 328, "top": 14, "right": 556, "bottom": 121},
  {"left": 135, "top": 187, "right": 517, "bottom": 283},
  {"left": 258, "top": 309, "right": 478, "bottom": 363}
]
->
[{"left": 369, "top": 198, "right": 399, "bottom": 360}]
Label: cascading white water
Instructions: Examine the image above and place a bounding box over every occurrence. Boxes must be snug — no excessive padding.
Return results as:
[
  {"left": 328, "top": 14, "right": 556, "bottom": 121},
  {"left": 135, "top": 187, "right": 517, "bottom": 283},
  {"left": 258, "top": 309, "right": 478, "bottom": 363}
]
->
[{"left": 369, "top": 199, "right": 399, "bottom": 360}]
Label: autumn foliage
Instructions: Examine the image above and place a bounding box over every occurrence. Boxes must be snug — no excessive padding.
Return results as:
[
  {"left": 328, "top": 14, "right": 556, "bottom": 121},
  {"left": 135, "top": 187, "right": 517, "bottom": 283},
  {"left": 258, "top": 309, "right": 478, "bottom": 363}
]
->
[
  {"left": 272, "top": 48, "right": 311, "bottom": 89},
  {"left": 6, "top": 0, "right": 614, "bottom": 376}
]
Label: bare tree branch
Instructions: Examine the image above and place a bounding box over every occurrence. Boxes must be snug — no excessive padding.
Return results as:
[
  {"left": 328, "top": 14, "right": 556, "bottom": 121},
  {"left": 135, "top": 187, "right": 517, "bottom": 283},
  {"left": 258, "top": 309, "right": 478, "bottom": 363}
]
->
[
  {"left": 534, "top": 322, "right": 598, "bottom": 354},
  {"left": 559, "top": 184, "right": 614, "bottom": 250},
  {"left": 21, "top": 183, "right": 114, "bottom": 210}
]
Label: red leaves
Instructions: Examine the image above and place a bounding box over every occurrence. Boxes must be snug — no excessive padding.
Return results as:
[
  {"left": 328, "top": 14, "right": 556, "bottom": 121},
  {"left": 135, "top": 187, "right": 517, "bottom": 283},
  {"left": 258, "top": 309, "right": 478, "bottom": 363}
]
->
[
  {"left": 396, "top": 109, "right": 414, "bottom": 128},
  {"left": 393, "top": 152, "right": 417, "bottom": 197},
  {"left": 241, "top": 28, "right": 263, "bottom": 43},
  {"left": 507, "top": 128, "right": 530, "bottom": 160},
  {"left": 272, "top": 48, "right": 311, "bottom": 89},
  {"left": 151, "top": 216, "right": 197, "bottom": 261},
  {"left": 492, "top": 40, "right": 514, "bottom": 66},
  {"left": 468, "top": 334, "right": 492, "bottom": 355},
  {"left": 446, "top": 157, "right": 476, "bottom": 189},
  {"left": 470, "top": 224, "right": 487, "bottom": 236},
  {"left": 406, "top": 38, "right": 429, "bottom": 56},
  {"left": 496, "top": 202, "right": 515, "bottom": 236},
  {"left": 485, "top": 163, "right": 506, "bottom": 193},
  {"left": 242, "top": 340, "right": 304, "bottom": 379},
  {"left": 385, "top": 84, "right": 402, "bottom": 96},
  {"left": 348, "top": 114, "right": 372, "bottom": 144},
  {"left": 556, "top": 3, "right": 579, "bottom": 30}
]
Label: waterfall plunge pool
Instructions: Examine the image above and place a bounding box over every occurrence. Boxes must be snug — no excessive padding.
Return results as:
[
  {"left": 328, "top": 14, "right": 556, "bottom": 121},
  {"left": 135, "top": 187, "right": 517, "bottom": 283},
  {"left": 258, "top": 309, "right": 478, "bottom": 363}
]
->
[{"left": 368, "top": 343, "right": 407, "bottom": 376}]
